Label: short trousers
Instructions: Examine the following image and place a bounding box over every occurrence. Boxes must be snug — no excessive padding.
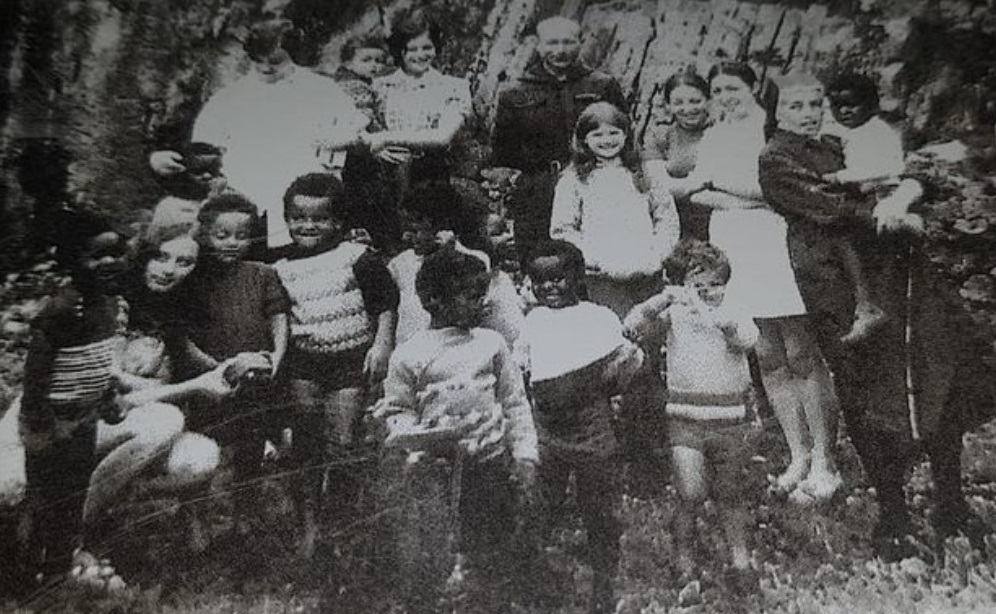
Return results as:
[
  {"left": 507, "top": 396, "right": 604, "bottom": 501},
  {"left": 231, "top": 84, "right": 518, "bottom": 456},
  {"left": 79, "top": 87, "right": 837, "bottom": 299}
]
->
[{"left": 668, "top": 416, "right": 761, "bottom": 503}]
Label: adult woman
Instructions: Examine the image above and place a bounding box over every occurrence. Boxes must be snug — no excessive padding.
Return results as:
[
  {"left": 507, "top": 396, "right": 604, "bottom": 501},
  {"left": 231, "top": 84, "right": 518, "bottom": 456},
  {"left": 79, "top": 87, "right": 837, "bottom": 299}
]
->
[
  {"left": 683, "top": 62, "right": 841, "bottom": 502},
  {"left": 85, "top": 225, "right": 235, "bottom": 550},
  {"left": 367, "top": 8, "right": 481, "bottom": 247},
  {"left": 643, "top": 70, "right": 713, "bottom": 240}
]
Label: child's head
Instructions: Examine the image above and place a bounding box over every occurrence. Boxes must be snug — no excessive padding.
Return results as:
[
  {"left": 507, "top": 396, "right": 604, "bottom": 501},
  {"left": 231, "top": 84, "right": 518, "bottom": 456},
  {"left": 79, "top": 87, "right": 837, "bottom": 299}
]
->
[
  {"left": 340, "top": 31, "right": 389, "bottom": 80},
  {"left": 54, "top": 209, "right": 129, "bottom": 290},
  {"left": 664, "top": 239, "right": 731, "bottom": 308},
  {"left": 245, "top": 19, "right": 294, "bottom": 83},
  {"left": 283, "top": 173, "right": 349, "bottom": 251},
  {"left": 826, "top": 73, "right": 880, "bottom": 130},
  {"left": 573, "top": 101, "right": 633, "bottom": 163},
  {"left": 526, "top": 239, "right": 586, "bottom": 309},
  {"left": 416, "top": 244, "right": 490, "bottom": 330},
  {"left": 663, "top": 70, "right": 710, "bottom": 131},
  {"left": 197, "top": 193, "right": 259, "bottom": 265}
]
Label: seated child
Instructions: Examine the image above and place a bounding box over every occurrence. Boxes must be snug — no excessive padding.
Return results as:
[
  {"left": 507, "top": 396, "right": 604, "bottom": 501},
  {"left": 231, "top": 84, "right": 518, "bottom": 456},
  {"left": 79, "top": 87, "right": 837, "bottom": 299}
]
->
[
  {"left": 374, "top": 244, "right": 538, "bottom": 605},
  {"left": 818, "top": 73, "right": 912, "bottom": 344},
  {"left": 18, "top": 209, "right": 130, "bottom": 586},
  {"left": 623, "top": 240, "right": 761, "bottom": 580},
  {"left": 184, "top": 193, "right": 291, "bottom": 532},
  {"left": 271, "top": 173, "right": 398, "bottom": 557},
  {"left": 390, "top": 207, "right": 524, "bottom": 350},
  {"left": 517, "top": 239, "right": 644, "bottom": 614}
]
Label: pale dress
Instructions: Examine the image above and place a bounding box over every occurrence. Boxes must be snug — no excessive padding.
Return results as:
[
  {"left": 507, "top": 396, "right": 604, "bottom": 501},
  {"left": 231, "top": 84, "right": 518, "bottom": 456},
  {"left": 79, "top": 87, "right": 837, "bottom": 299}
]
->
[{"left": 695, "top": 108, "right": 806, "bottom": 319}]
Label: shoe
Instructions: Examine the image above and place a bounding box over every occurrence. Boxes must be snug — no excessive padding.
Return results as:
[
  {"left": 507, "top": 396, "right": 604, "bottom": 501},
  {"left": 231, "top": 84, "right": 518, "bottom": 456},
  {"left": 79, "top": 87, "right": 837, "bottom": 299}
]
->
[
  {"left": 841, "top": 302, "right": 888, "bottom": 345},
  {"left": 770, "top": 458, "right": 811, "bottom": 495},
  {"left": 793, "top": 469, "right": 844, "bottom": 504}
]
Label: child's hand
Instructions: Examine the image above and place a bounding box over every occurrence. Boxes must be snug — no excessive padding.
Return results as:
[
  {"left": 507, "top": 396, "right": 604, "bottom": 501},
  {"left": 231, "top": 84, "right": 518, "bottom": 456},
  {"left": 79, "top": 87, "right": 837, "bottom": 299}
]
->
[
  {"left": 821, "top": 171, "right": 841, "bottom": 184},
  {"left": 195, "top": 365, "right": 238, "bottom": 401},
  {"left": 364, "top": 342, "right": 391, "bottom": 385}
]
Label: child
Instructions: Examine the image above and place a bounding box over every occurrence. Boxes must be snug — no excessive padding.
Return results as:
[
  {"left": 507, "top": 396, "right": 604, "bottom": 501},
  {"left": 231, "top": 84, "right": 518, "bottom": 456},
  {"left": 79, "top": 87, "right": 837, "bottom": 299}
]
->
[
  {"left": 517, "top": 239, "right": 643, "bottom": 614},
  {"left": 184, "top": 193, "right": 291, "bottom": 531},
  {"left": 550, "top": 101, "right": 678, "bottom": 493},
  {"left": 19, "top": 209, "right": 129, "bottom": 584},
  {"left": 389, "top": 205, "right": 524, "bottom": 350},
  {"left": 270, "top": 173, "right": 398, "bottom": 557},
  {"left": 623, "top": 240, "right": 760, "bottom": 581},
  {"left": 375, "top": 245, "right": 538, "bottom": 606},
  {"left": 331, "top": 32, "right": 403, "bottom": 254}
]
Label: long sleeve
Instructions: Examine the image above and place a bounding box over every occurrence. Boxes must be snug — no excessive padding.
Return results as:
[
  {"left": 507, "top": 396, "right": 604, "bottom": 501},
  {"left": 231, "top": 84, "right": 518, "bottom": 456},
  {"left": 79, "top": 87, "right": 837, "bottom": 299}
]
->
[
  {"left": 376, "top": 350, "right": 420, "bottom": 434},
  {"left": 490, "top": 89, "right": 520, "bottom": 169},
  {"left": 759, "top": 143, "right": 874, "bottom": 227},
  {"left": 647, "top": 164, "right": 681, "bottom": 261},
  {"left": 493, "top": 342, "right": 538, "bottom": 462},
  {"left": 549, "top": 169, "right": 584, "bottom": 248}
]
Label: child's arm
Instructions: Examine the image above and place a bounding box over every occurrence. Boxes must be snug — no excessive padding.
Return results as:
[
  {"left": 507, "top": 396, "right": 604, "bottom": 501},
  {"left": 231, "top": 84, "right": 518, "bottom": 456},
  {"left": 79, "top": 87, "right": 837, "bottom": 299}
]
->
[
  {"left": 355, "top": 250, "right": 400, "bottom": 384},
  {"left": 604, "top": 341, "right": 645, "bottom": 392},
  {"left": 493, "top": 341, "right": 538, "bottom": 464},
  {"left": 119, "top": 364, "right": 235, "bottom": 410},
  {"left": 548, "top": 170, "right": 585, "bottom": 255},
  {"left": 716, "top": 310, "right": 760, "bottom": 353},
  {"left": 623, "top": 288, "right": 681, "bottom": 341},
  {"left": 689, "top": 189, "right": 766, "bottom": 211},
  {"left": 20, "top": 327, "right": 58, "bottom": 450},
  {"left": 365, "top": 310, "right": 396, "bottom": 384},
  {"left": 269, "top": 312, "right": 289, "bottom": 376},
  {"left": 182, "top": 338, "right": 220, "bottom": 374}
]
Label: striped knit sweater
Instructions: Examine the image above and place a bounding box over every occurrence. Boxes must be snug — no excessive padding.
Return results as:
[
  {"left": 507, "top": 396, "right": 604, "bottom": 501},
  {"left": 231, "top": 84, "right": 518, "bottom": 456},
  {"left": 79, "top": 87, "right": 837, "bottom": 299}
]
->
[{"left": 273, "top": 242, "right": 374, "bottom": 354}]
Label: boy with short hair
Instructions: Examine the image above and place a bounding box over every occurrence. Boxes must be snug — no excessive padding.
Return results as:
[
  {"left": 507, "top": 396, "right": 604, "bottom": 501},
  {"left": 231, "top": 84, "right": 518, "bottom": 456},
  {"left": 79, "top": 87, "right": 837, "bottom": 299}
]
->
[
  {"left": 518, "top": 239, "right": 643, "bottom": 614},
  {"left": 375, "top": 244, "right": 538, "bottom": 608},
  {"left": 185, "top": 193, "right": 291, "bottom": 530},
  {"left": 624, "top": 239, "right": 761, "bottom": 582},
  {"left": 271, "top": 172, "right": 398, "bottom": 557}
]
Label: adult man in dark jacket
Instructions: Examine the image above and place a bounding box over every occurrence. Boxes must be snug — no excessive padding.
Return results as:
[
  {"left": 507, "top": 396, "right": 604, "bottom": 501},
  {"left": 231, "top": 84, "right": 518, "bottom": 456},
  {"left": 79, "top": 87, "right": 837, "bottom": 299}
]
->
[{"left": 491, "top": 16, "right": 626, "bottom": 264}]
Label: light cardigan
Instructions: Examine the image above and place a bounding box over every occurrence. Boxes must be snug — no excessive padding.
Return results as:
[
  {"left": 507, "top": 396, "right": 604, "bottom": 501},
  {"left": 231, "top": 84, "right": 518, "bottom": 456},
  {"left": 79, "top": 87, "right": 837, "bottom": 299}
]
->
[
  {"left": 550, "top": 163, "right": 679, "bottom": 279},
  {"left": 378, "top": 327, "right": 538, "bottom": 462}
]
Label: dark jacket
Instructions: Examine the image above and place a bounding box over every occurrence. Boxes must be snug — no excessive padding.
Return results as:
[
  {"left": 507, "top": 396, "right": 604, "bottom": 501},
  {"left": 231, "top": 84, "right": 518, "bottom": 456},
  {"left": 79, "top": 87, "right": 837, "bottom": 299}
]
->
[
  {"left": 759, "top": 129, "right": 990, "bottom": 441},
  {"left": 491, "top": 62, "right": 625, "bottom": 173}
]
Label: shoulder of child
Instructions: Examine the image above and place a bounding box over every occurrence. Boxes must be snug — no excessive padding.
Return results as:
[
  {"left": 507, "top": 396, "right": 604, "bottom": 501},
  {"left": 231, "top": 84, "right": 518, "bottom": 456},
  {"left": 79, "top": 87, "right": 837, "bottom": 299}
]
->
[{"left": 33, "top": 290, "right": 78, "bottom": 331}]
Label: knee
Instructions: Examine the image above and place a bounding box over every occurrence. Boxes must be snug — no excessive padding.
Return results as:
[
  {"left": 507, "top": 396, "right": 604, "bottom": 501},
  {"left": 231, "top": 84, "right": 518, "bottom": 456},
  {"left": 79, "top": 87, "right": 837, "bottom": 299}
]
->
[
  {"left": 131, "top": 402, "right": 185, "bottom": 445},
  {"left": 166, "top": 433, "right": 220, "bottom": 483}
]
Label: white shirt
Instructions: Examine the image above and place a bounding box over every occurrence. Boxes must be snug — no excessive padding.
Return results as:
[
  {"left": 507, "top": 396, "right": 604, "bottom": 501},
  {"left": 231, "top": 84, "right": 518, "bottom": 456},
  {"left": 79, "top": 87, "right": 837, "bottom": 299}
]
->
[
  {"left": 193, "top": 69, "right": 367, "bottom": 247},
  {"left": 821, "top": 115, "right": 905, "bottom": 183},
  {"left": 518, "top": 302, "right": 628, "bottom": 383}
]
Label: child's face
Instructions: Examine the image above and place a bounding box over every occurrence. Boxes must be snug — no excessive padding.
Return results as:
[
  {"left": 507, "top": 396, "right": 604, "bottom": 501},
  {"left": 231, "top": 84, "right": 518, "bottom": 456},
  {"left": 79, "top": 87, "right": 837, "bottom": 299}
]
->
[
  {"left": 430, "top": 272, "right": 489, "bottom": 329},
  {"left": 777, "top": 86, "right": 825, "bottom": 137},
  {"left": 204, "top": 211, "right": 253, "bottom": 264},
  {"left": 401, "top": 213, "right": 442, "bottom": 256},
  {"left": 255, "top": 48, "right": 294, "bottom": 84},
  {"left": 529, "top": 255, "right": 580, "bottom": 309},
  {"left": 828, "top": 88, "right": 875, "bottom": 130},
  {"left": 145, "top": 236, "right": 199, "bottom": 293},
  {"left": 668, "top": 84, "right": 709, "bottom": 130},
  {"left": 584, "top": 122, "right": 626, "bottom": 161},
  {"left": 685, "top": 268, "right": 726, "bottom": 308},
  {"left": 345, "top": 47, "right": 387, "bottom": 80},
  {"left": 78, "top": 231, "right": 129, "bottom": 289},
  {"left": 286, "top": 195, "right": 343, "bottom": 250}
]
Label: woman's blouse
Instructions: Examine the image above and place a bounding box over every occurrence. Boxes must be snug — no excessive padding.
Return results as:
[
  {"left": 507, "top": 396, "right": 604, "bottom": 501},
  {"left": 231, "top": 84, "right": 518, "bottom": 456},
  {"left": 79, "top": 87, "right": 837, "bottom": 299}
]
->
[
  {"left": 643, "top": 121, "right": 709, "bottom": 178},
  {"left": 374, "top": 67, "right": 471, "bottom": 134}
]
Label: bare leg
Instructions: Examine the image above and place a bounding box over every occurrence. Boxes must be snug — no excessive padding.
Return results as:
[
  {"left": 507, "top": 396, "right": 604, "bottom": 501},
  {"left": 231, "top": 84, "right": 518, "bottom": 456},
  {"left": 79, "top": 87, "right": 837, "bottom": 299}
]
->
[
  {"left": 719, "top": 507, "right": 751, "bottom": 570},
  {"left": 755, "top": 321, "right": 810, "bottom": 492},
  {"left": 671, "top": 444, "right": 708, "bottom": 578},
  {"left": 835, "top": 236, "right": 887, "bottom": 345},
  {"left": 84, "top": 403, "right": 184, "bottom": 527},
  {"left": 782, "top": 319, "right": 842, "bottom": 503}
]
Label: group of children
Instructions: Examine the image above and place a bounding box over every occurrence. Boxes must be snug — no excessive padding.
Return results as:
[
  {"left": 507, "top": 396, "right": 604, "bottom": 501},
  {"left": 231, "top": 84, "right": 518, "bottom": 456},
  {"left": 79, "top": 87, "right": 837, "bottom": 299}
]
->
[{"left": 10, "top": 34, "right": 926, "bottom": 612}]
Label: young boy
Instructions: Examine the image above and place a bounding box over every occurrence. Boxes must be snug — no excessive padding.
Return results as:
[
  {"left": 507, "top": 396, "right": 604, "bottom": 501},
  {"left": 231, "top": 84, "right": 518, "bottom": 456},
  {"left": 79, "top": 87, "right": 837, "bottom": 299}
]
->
[
  {"left": 375, "top": 244, "right": 538, "bottom": 608},
  {"left": 270, "top": 173, "right": 398, "bottom": 557},
  {"left": 185, "top": 193, "right": 291, "bottom": 532},
  {"left": 624, "top": 240, "right": 760, "bottom": 582},
  {"left": 333, "top": 32, "right": 389, "bottom": 130},
  {"left": 518, "top": 239, "right": 643, "bottom": 614}
]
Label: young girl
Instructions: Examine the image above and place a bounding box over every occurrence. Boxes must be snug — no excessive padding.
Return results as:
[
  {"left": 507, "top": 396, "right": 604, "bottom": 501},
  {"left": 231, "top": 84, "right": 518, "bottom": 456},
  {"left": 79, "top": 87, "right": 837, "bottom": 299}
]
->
[
  {"left": 517, "top": 239, "right": 643, "bottom": 614},
  {"left": 19, "top": 209, "right": 129, "bottom": 584},
  {"left": 271, "top": 173, "right": 398, "bottom": 557},
  {"left": 625, "top": 240, "right": 761, "bottom": 582},
  {"left": 550, "top": 101, "right": 679, "bottom": 316}
]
